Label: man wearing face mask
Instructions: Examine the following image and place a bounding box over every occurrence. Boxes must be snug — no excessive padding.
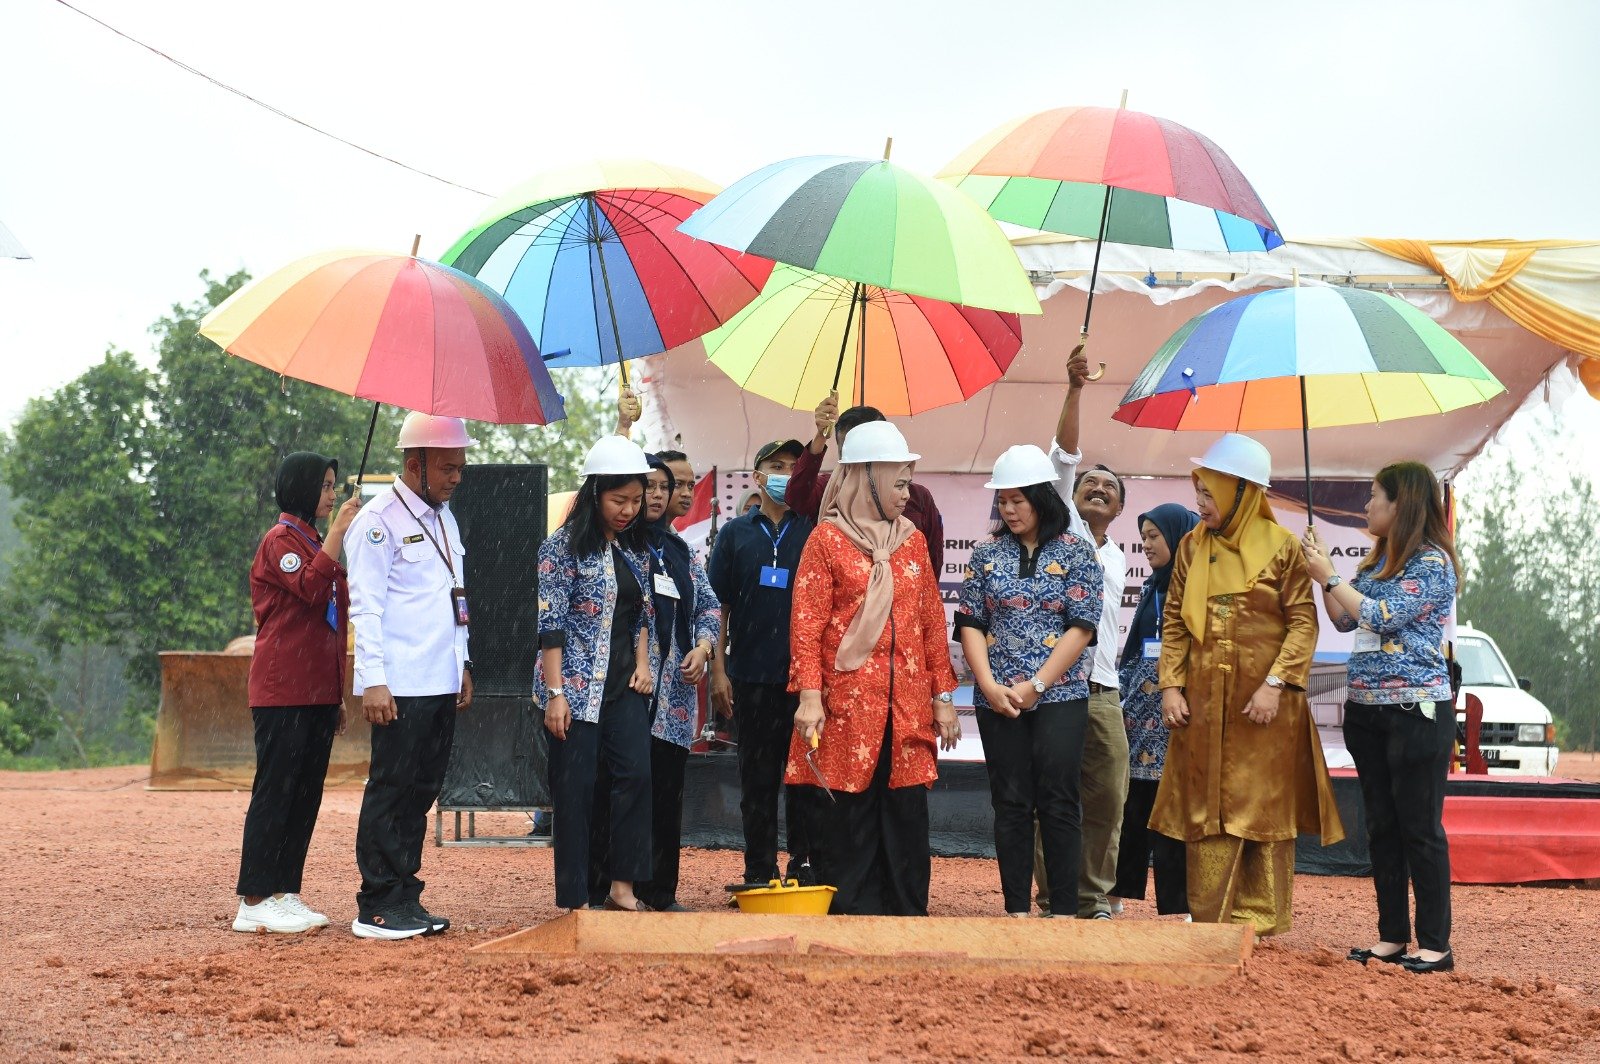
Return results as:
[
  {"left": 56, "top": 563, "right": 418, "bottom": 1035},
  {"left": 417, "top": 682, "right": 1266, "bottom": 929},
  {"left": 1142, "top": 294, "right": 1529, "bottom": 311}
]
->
[{"left": 708, "top": 438, "right": 818, "bottom": 888}]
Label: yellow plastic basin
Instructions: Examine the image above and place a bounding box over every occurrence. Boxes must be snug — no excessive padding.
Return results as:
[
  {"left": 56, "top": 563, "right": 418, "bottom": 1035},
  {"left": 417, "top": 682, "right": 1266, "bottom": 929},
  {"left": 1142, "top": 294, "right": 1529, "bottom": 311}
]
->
[{"left": 732, "top": 879, "right": 837, "bottom": 916}]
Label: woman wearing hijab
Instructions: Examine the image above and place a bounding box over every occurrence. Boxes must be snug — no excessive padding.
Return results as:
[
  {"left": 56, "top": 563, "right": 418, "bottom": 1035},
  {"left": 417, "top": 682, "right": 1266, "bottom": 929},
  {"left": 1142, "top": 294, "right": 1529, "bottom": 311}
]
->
[
  {"left": 588, "top": 455, "right": 720, "bottom": 911},
  {"left": 788, "top": 422, "right": 960, "bottom": 916},
  {"left": 956, "top": 445, "right": 1102, "bottom": 919},
  {"left": 538, "top": 435, "right": 658, "bottom": 913},
  {"left": 1109, "top": 503, "right": 1199, "bottom": 918},
  {"left": 234, "top": 452, "right": 362, "bottom": 934},
  {"left": 1302, "top": 462, "right": 1459, "bottom": 973},
  {"left": 1152, "top": 434, "right": 1343, "bottom": 936}
]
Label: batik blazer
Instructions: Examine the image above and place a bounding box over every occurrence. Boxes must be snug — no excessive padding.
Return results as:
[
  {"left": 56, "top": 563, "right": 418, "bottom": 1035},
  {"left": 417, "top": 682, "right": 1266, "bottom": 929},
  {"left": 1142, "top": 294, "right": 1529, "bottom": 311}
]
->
[
  {"left": 1333, "top": 546, "right": 1457, "bottom": 705},
  {"left": 535, "top": 525, "right": 658, "bottom": 725},
  {"left": 651, "top": 555, "right": 721, "bottom": 749}
]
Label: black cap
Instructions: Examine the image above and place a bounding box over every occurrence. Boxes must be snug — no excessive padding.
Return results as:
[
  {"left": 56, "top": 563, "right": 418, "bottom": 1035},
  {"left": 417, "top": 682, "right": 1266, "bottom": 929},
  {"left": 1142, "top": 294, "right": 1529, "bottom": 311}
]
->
[{"left": 753, "top": 438, "right": 804, "bottom": 468}]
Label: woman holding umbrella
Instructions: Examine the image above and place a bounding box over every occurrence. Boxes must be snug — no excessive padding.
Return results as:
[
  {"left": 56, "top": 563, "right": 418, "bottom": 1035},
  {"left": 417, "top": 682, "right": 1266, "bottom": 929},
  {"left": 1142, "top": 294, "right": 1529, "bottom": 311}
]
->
[
  {"left": 234, "top": 453, "right": 362, "bottom": 933},
  {"left": 1152, "top": 433, "right": 1343, "bottom": 936},
  {"left": 788, "top": 422, "right": 960, "bottom": 915},
  {"left": 1110, "top": 503, "right": 1199, "bottom": 918},
  {"left": 538, "top": 436, "right": 658, "bottom": 913},
  {"left": 1301, "top": 463, "right": 1458, "bottom": 974}
]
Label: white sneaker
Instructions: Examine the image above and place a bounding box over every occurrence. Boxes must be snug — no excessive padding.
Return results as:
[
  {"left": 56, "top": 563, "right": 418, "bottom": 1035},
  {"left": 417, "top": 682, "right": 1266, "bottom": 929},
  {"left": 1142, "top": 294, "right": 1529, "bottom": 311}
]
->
[
  {"left": 277, "top": 893, "right": 329, "bottom": 928},
  {"left": 1109, "top": 899, "right": 1125, "bottom": 914},
  {"left": 233, "top": 896, "right": 313, "bottom": 934}
]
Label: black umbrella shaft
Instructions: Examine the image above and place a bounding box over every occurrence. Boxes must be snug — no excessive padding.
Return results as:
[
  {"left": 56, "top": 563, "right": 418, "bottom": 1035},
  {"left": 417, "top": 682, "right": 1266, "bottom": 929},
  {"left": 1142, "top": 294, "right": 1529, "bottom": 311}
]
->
[
  {"left": 830, "top": 282, "right": 864, "bottom": 395},
  {"left": 353, "top": 400, "right": 381, "bottom": 496},
  {"left": 1081, "top": 184, "right": 1116, "bottom": 340},
  {"left": 588, "top": 194, "right": 629, "bottom": 389},
  {"left": 1300, "top": 376, "right": 1315, "bottom": 525}
]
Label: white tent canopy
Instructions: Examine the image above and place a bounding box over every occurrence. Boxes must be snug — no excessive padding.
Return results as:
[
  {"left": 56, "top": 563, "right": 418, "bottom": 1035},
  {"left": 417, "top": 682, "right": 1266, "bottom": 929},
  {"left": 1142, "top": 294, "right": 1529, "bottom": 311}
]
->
[{"left": 637, "top": 238, "right": 1587, "bottom": 478}]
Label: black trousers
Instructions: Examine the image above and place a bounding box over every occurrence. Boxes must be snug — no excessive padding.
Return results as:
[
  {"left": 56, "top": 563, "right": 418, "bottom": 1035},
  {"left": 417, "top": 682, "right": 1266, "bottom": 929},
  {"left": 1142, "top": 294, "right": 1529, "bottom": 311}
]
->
[
  {"left": 733, "top": 681, "right": 815, "bottom": 882},
  {"left": 355, "top": 694, "right": 456, "bottom": 916},
  {"left": 589, "top": 735, "right": 688, "bottom": 910},
  {"left": 549, "top": 691, "right": 652, "bottom": 910},
  {"left": 1343, "top": 699, "right": 1454, "bottom": 952},
  {"left": 814, "top": 721, "right": 931, "bottom": 916},
  {"left": 976, "top": 699, "right": 1087, "bottom": 914},
  {"left": 1111, "top": 777, "right": 1190, "bottom": 914},
  {"left": 236, "top": 705, "right": 338, "bottom": 897}
]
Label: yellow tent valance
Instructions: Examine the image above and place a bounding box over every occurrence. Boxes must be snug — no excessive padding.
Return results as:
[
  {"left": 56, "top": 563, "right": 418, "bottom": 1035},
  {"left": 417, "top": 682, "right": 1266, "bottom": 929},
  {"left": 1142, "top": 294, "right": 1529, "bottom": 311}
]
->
[{"left": 1360, "top": 239, "right": 1600, "bottom": 398}]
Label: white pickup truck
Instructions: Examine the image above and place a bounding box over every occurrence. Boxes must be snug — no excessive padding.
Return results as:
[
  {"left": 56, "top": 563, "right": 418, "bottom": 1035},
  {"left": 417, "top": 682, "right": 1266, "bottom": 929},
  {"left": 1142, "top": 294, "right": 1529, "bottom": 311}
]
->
[{"left": 1457, "top": 623, "right": 1560, "bottom": 777}]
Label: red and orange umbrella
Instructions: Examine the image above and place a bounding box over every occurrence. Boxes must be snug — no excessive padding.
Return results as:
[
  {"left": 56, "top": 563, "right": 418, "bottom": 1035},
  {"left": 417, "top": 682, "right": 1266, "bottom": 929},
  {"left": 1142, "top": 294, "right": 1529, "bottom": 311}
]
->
[{"left": 200, "top": 246, "right": 564, "bottom": 480}]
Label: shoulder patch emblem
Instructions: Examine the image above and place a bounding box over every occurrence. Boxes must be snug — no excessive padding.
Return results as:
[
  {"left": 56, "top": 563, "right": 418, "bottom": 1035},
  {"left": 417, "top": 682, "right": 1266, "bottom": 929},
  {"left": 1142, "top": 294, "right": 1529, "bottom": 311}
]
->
[
  {"left": 366, "top": 526, "right": 386, "bottom": 545},
  {"left": 279, "top": 552, "right": 303, "bottom": 574}
]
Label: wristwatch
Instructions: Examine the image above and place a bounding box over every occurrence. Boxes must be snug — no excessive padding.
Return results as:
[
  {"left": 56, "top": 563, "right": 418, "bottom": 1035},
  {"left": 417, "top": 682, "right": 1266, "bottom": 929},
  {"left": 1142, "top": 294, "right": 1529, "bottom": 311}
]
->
[
  {"left": 1323, "top": 575, "right": 1343, "bottom": 593},
  {"left": 1031, "top": 677, "right": 1047, "bottom": 695},
  {"left": 547, "top": 686, "right": 567, "bottom": 702},
  {"left": 462, "top": 659, "right": 475, "bottom": 674},
  {"left": 1264, "top": 674, "right": 1285, "bottom": 690},
  {"left": 935, "top": 691, "right": 953, "bottom": 704}
]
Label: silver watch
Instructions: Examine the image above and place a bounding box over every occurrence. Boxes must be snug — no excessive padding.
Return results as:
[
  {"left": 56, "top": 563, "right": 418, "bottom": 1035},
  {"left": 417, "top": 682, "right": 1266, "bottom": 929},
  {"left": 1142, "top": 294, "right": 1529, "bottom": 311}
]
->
[
  {"left": 1264, "top": 675, "right": 1285, "bottom": 690},
  {"left": 1324, "top": 575, "right": 1343, "bottom": 592},
  {"left": 935, "top": 691, "right": 953, "bottom": 704},
  {"left": 547, "top": 686, "right": 567, "bottom": 702},
  {"left": 1031, "top": 677, "right": 1047, "bottom": 694}
]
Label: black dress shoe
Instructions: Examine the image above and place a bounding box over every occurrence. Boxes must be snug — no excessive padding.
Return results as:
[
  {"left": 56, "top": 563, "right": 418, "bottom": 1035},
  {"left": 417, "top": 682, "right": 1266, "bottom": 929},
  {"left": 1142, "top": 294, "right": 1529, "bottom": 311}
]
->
[
  {"left": 1401, "top": 951, "right": 1454, "bottom": 973},
  {"left": 1347, "top": 946, "right": 1408, "bottom": 966}
]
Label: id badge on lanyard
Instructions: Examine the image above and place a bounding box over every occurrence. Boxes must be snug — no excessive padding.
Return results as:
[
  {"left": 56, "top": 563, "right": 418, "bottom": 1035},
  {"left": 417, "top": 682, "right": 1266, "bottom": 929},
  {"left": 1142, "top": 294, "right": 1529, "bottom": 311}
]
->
[
  {"left": 650, "top": 547, "right": 680, "bottom": 599},
  {"left": 759, "top": 519, "right": 791, "bottom": 590},
  {"left": 1142, "top": 591, "right": 1161, "bottom": 658}
]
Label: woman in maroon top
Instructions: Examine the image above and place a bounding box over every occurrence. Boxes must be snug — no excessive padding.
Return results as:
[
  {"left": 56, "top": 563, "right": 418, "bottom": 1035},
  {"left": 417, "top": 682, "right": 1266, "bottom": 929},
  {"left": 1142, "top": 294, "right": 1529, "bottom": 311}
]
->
[{"left": 233, "top": 452, "right": 361, "bottom": 934}]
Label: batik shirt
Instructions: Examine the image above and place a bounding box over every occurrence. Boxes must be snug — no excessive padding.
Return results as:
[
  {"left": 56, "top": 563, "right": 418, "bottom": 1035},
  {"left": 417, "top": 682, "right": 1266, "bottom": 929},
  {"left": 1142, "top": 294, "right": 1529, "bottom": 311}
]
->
[
  {"left": 649, "top": 551, "right": 721, "bottom": 750},
  {"left": 955, "top": 533, "right": 1103, "bottom": 707},
  {"left": 1332, "top": 546, "right": 1456, "bottom": 705},
  {"left": 1118, "top": 585, "right": 1169, "bottom": 781},
  {"left": 535, "top": 526, "right": 658, "bottom": 725}
]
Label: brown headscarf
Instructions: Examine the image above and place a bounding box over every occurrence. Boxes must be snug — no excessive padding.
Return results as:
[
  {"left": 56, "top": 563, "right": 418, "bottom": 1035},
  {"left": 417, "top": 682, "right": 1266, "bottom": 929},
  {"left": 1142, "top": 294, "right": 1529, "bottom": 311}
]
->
[
  {"left": 1182, "top": 467, "right": 1294, "bottom": 643},
  {"left": 819, "top": 460, "right": 916, "bottom": 671}
]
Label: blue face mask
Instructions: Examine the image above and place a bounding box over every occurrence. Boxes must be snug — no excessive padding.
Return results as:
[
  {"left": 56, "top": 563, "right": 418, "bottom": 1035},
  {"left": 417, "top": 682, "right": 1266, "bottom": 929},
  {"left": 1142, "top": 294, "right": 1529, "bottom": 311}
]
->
[{"left": 761, "top": 473, "right": 790, "bottom": 506}]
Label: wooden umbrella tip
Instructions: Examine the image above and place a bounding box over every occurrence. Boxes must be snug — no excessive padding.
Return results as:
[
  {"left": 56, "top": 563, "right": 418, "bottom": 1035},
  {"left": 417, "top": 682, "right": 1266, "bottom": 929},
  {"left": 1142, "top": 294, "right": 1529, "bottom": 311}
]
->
[{"left": 883, "top": 137, "right": 893, "bottom": 161}]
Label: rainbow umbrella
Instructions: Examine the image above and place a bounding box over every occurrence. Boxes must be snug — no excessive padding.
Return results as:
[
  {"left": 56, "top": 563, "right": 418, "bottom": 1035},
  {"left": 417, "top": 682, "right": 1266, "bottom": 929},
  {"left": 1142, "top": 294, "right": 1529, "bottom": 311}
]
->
[
  {"left": 939, "top": 103, "right": 1282, "bottom": 357},
  {"left": 441, "top": 159, "right": 772, "bottom": 389},
  {"left": 200, "top": 247, "right": 565, "bottom": 481},
  {"left": 1115, "top": 284, "right": 1504, "bottom": 519},
  {"left": 679, "top": 152, "right": 1039, "bottom": 316},
  {"left": 702, "top": 262, "right": 1022, "bottom": 416}
]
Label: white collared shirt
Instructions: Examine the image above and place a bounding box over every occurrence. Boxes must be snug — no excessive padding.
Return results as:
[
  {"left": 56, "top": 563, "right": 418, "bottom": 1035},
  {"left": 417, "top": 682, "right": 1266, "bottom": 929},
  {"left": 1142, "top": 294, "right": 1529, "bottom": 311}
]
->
[
  {"left": 346, "top": 479, "right": 469, "bottom": 697},
  {"left": 1049, "top": 443, "right": 1126, "bottom": 690}
]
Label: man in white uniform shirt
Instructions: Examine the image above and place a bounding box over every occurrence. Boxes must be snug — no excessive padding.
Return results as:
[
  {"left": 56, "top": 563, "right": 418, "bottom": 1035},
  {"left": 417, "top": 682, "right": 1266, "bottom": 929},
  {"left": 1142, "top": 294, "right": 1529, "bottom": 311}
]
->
[
  {"left": 346, "top": 413, "right": 475, "bottom": 940},
  {"left": 1038, "top": 345, "right": 1129, "bottom": 920}
]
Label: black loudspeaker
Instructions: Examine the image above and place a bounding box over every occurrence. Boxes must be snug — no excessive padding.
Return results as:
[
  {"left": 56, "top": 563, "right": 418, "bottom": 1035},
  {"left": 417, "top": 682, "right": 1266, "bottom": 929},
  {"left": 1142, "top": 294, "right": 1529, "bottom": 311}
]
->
[{"left": 453, "top": 464, "right": 547, "bottom": 698}]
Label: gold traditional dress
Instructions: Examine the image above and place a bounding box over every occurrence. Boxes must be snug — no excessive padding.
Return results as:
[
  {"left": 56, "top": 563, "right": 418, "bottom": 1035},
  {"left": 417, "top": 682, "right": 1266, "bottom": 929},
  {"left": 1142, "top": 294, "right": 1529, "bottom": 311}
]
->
[{"left": 1150, "top": 470, "right": 1344, "bottom": 935}]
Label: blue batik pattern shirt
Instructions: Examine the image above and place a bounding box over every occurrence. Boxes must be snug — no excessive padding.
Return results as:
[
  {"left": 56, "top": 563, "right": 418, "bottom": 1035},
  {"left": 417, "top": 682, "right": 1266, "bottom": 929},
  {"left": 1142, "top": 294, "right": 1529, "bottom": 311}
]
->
[
  {"left": 956, "top": 533, "right": 1103, "bottom": 707},
  {"left": 1119, "top": 586, "right": 1170, "bottom": 781},
  {"left": 650, "top": 553, "right": 721, "bottom": 749},
  {"left": 535, "top": 526, "right": 658, "bottom": 725},
  {"left": 1332, "top": 546, "right": 1456, "bottom": 705}
]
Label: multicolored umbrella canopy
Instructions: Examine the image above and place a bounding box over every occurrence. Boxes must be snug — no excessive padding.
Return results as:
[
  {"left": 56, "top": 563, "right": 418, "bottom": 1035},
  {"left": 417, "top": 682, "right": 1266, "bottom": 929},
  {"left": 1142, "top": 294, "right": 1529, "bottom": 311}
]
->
[
  {"left": 1115, "top": 284, "right": 1504, "bottom": 520},
  {"left": 200, "top": 249, "right": 566, "bottom": 426},
  {"left": 938, "top": 106, "right": 1283, "bottom": 253},
  {"left": 440, "top": 159, "right": 772, "bottom": 375},
  {"left": 679, "top": 155, "right": 1040, "bottom": 316},
  {"left": 702, "top": 262, "right": 1022, "bottom": 416},
  {"left": 1115, "top": 285, "right": 1503, "bottom": 431}
]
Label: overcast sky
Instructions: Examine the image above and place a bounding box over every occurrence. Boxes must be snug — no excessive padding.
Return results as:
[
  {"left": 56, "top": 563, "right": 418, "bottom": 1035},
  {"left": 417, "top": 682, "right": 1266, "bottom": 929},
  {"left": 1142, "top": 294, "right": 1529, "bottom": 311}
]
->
[{"left": 3, "top": 0, "right": 1599, "bottom": 428}]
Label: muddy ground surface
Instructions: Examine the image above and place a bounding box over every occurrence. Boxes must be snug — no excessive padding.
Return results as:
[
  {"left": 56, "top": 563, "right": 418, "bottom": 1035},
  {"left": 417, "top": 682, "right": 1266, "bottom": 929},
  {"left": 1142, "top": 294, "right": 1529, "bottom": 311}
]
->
[{"left": 4, "top": 758, "right": 1599, "bottom": 1063}]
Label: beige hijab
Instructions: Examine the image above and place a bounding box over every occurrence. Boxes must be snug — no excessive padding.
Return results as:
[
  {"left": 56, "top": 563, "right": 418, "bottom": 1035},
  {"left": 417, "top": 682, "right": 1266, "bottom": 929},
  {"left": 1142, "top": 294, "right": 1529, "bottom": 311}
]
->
[{"left": 819, "top": 460, "right": 915, "bottom": 671}]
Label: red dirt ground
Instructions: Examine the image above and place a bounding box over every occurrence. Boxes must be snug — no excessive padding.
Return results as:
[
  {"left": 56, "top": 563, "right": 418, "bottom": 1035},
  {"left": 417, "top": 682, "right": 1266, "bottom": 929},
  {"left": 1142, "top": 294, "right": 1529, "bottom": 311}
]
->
[{"left": 4, "top": 763, "right": 1599, "bottom": 1063}]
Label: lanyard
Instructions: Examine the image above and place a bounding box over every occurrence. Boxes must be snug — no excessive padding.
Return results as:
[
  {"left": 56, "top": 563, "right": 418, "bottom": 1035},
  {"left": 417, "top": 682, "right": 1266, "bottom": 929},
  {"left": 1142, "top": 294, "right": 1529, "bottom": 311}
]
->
[
  {"left": 278, "top": 520, "right": 337, "bottom": 631},
  {"left": 394, "top": 491, "right": 458, "bottom": 585},
  {"left": 757, "top": 516, "right": 791, "bottom": 566}
]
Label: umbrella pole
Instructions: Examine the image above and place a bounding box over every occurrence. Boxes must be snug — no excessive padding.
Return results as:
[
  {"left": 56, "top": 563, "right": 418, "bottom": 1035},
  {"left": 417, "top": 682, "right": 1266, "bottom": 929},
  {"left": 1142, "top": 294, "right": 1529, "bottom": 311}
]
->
[
  {"left": 829, "top": 282, "right": 864, "bottom": 400},
  {"left": 353, "top": 399, "right": 381, "bottom": 496},
  {"left": 1300, "top": 375, "right": 1315, "bottom": 526},
  {"left": 857, "top": 285, "right": 869, "bottom": 408},
  {"left": 587, "top": 194, "right": 630, "bottom": 395}
]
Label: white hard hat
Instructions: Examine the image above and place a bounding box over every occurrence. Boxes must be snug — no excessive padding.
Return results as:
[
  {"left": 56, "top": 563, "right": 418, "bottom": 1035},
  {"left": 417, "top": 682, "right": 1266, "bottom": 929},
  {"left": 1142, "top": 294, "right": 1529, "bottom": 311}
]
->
[
  {"left": 395, "top": 412, "right": 476, "bottom": 449},
  {"left": 1192, "top": 433, "right": 1272, "bottom": 488},
  {"left": 985, "top": 444, "right": 1059, "bottom": 490},
  {"left": 580, "top": 435, "right": 651, "bottom": 477},
  {"left": 838, "top": 421, "right": 919, "bottom": 464}
]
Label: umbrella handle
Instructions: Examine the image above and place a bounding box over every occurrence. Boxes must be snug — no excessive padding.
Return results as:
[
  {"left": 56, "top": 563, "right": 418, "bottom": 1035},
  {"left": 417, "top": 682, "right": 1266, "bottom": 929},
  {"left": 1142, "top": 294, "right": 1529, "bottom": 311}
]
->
[{"left": 1074, "top": 331, "right": 1107, "bottom": 382}]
